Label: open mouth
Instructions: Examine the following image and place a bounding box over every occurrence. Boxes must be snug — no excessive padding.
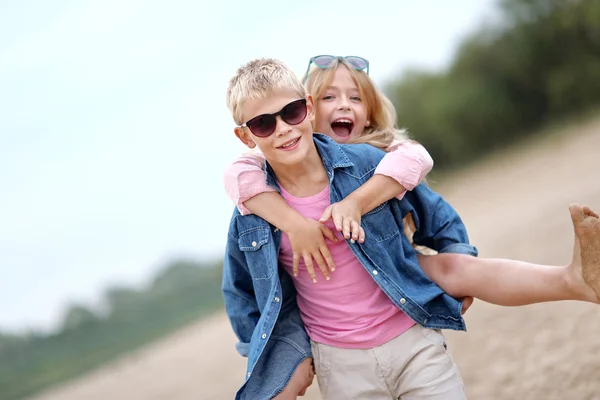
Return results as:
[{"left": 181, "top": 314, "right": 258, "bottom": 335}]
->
[
  {"left": 277, "top": 137, "right": 300, "bottom": 149},
  {"left": 331, "top": 119, "right": 354, "bottom": 138}
]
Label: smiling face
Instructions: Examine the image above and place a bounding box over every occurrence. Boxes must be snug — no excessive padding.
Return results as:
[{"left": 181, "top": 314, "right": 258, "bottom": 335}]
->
[
  {"left": 234, "top": 90, "right": 316, "bottom": 170},
  {"left": 313, "top": 65, "right": 369, "bottom": 142}
]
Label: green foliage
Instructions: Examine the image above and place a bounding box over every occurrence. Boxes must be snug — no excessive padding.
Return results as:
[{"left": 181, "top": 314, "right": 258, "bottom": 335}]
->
[
  {"left": 387, "top": 0, "right": 600, "bottom": 169},
  {"left": 0, "top": 260, "right": 224, "bottom": 400}
]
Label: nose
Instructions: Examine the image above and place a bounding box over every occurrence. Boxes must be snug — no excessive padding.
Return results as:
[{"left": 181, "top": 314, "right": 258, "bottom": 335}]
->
[
  {"left": 274, "top": 115, "right": 293, "bottom": 137},
  {"left": 337, "top": 95, "right": 351, "bottom": 111}
]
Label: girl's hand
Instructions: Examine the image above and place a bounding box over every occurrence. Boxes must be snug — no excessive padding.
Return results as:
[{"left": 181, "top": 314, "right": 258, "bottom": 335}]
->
[
  {"left": 287, "top": 218, "right": 338, "bottom": 283},
  {"left": 319, "top": 198, "right": 366, "bottom": 244}
]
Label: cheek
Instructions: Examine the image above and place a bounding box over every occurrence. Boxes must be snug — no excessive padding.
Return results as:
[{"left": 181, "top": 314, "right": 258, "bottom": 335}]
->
[{"left": 314, "top": 114, "right": 330, "bottom": 132}]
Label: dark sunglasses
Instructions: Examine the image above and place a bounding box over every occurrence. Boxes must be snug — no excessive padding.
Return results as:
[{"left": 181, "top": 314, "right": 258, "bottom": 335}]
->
[
  {"left": 303, "top": 55, "right": 369, "bottom": 82},
  {"left": 240, "top": 98, "right": 308, "bottom": 138}
]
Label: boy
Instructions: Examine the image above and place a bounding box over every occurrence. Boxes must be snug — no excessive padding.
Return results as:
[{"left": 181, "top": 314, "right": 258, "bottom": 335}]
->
[{"left": 222, "top": 58, "right": 478, "bottom": 399}]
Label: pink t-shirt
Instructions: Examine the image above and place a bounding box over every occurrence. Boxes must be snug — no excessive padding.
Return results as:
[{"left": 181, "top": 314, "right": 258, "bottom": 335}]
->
[
  {"left": 223, "top": 140, "right": 433, "bottom": 215},
  {"left": 278, "top": 184, "right": 416, "bottom": 349}
]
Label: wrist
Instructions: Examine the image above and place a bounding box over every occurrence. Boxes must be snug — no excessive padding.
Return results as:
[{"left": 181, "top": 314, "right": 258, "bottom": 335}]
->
[
  {"left": 346, "top": 192, "right": 367, "bottom": 216},
  {"left": 279, "top": 213, "right": 306, "bottom": 234}
]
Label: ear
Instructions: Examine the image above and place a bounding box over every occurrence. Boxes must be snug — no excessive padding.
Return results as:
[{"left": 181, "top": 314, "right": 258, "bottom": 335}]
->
[
  {"left": 306, "top": 95, "right": 316, "bottom": 123},
  {"left": 234, "top": 127, "right": 257, "bottom": 149}
]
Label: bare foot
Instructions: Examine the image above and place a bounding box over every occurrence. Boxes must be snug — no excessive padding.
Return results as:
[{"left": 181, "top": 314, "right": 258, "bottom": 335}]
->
[{"left": 568, "top": 204, "right": 600, "bottom": 302}]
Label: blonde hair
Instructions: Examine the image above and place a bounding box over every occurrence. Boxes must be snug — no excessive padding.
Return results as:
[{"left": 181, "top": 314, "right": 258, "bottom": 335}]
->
[
  {"left": 304, "top": 58, "right": 413, "bottom": 151},
  {"left": 226, "top": 58, "right": 307, "bottom": 125}
]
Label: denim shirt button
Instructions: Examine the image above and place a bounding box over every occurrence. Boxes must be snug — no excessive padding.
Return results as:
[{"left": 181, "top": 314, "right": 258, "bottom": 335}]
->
[
  {"left": 423, "top": 319, "right": 428, "bottom": 324},
  {"left": 372, "top": 270, "right": 378, "bottom": 275},
  {"left": 400, "top": 298, "right": 406, "bottom": 305},
  {"left": 261, "top": 333, "right": 267, "bottom": 339},
  {"left": 251, "top": 241, "right": 257, "bottom": 247},
  {"left": 274, "top": 228, "right": 279, "bottom": 233},
  {"left": 274, "top": 296, "right": 280, "bottom": 303},
  {"left": 247, "top": 372, "right": 251, "bottom": 378}
]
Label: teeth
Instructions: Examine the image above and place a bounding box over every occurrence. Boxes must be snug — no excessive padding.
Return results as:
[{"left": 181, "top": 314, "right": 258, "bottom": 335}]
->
[
  {"left": 334, "top": 119, "right": 352, "bottom": 124},
  {"left": 281, "top": 138, "right": 299, "bottom": 148}
]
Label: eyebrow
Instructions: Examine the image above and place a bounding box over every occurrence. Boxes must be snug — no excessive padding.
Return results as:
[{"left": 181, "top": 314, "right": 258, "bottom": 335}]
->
[{"left": 324, "top": 85, "right": 360, "bottom": 92}]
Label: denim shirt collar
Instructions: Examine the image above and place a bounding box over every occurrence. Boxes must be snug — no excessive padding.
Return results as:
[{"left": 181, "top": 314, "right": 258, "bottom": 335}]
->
[{"left": 262, "top": 133, "right": 354, "bottom": 189}]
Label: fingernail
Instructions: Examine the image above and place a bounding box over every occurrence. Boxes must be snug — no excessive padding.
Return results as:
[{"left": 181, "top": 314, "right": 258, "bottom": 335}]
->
[
  {"left": 312, "top": 279, "right": 317, "bottom": 283},
  {"left": 331, "top": 267, "right": 335, "bottom": 272},
  {"left": 350, "top": 239, "right": 356, "bottom": 244},
  {"left": 325, "top": 276, "right": 330, "bottom": 280}
]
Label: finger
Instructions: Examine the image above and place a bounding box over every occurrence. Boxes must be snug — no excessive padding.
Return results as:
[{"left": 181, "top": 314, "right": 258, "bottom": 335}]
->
[
  {"left": 320, "top": 246, "right": 335, "bottom": 272},
  {"left": 319, "top": 224, "right": 338, "bottom": 242},
  {"left": 304, "top": 255, "right": 317, "bottom": 283},
  {"left": 461, "top": 296, "right": 474, "bottom": 315},
  {"left": 313, "top": 254, "right": 330, "bottom": 280},
  {"left": 332, "top": 212, "right": 343, "bottom": 232},
  {"left": 350, "top": 220, "right": 360, "bottom": 243},
  {"left": 342, "top": 217, "right": 351, "bottom": 240},
  {"left": 319, "top": 205, "right": 333, "bottom": 224},
  {"left": 298, "top": 387, "right": 307, "bottom": 396},
  {"left": 358, "top": 226, "right": 366, "bottom": 243},
  {"left": 292, "top": 253, "right": 300, "bottom": 277}
]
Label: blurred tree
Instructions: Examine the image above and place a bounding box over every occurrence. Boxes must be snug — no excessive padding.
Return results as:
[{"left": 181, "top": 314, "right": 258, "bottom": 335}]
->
[
  {"left": 61, "top": 304, "right": 99, "bottom": 331},
  {"left": 387, "top": 0, "right": 600, "bottom": 169}
]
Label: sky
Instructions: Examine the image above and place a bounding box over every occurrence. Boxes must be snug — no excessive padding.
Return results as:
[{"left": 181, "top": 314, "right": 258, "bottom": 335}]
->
[{"left": 0, "top": 0, "right": 496, "bottom": 332}]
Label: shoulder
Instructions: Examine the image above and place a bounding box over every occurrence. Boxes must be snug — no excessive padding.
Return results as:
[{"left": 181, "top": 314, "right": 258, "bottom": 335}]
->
[
  {"left": 227, "top": 207, "right": 271, "bottom": 239},
  {"left": 339, "top": 142, "right": 386, "bottom": 164},
  {"left": 313, "top": 133, "right": 386, "bottom": 168}
]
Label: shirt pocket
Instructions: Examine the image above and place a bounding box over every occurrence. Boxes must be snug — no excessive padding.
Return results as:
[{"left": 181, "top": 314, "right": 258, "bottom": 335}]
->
[
  {"left": 362, "top": 201, "right": 401, "bottom": 243},
  {"left": 238, "top": 227, "right": 274, "bottom": 280}
]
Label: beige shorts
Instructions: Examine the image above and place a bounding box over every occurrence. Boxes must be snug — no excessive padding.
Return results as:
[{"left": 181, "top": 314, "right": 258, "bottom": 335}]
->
[{"left": 310, "top": 324, "right": 465, "bottom": 400}]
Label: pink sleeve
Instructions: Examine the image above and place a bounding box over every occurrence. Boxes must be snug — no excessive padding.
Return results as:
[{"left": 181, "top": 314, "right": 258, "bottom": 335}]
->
[
  {"left": 375, "top": 140, "right": 434, "bottom": 200},
  {"left": 222, "top": 151, "right": 276, "bottom": 215}
]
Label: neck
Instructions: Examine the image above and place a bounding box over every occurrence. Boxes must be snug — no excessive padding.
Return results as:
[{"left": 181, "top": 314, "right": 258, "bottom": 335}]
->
[{"left": 270, "top": 142, "right": 328, "bottom": 197}]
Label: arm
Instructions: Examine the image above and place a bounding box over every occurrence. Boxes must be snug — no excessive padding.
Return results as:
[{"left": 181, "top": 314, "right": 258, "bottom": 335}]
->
[
  {"left": 222, "top": 232, "right": 260, "bottom": 357},
  {"left": 223, "top": 154, "right": 337, "bottom": 282},
  {"left": 320, "top": 141, "right": 434, "bottom": 241},
  {"left": 352, "top": 140, "right": 433, "bottom": 211},
  {"left": 223, "top": 152, "right": 276, "bottom": 216}
]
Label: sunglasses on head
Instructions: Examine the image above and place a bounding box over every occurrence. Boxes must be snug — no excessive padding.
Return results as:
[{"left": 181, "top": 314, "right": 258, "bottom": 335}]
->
[
  {"left": 240, "top": 98, "right": 308, "bottom": 138},
  {"left": 303, "top": 55, "right": 369, "bottom": 82}
]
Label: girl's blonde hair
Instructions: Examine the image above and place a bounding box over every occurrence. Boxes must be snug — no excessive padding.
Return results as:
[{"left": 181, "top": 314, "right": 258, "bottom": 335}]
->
[{"left": 304, "top": 58, "right": 413, "bottom": 151}]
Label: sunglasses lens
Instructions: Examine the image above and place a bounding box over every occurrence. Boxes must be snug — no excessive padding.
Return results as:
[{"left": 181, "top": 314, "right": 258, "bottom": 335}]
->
[
  {"left": 312, "top": 55, "right": 337, "bottom": 68},
  {"left": 282, "top": 99, "right": 307, "bottom": 126},
  {"left": 246, "top": 115, "right": 276, "bottom": 137},
  {"left": 345, "top": 56, "right": 368, "bottom": 70}
]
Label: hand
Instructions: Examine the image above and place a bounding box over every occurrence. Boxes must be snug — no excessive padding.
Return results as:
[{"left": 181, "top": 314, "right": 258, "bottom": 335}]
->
[
  {"left": 287, "top": 217, "right": 338, "bottom": 283},
  {"left": 461, "top": 296, "right": 474, "bottom": 315},
  {"left": 319, "top": 198, "right": 366, "bottom": 244},
  {"left": 273, "top": 358, "right": 315, "bottom": 399}
]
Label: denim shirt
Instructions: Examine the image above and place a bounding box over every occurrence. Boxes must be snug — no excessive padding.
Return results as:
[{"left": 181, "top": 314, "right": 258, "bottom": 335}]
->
[{"left": 222, "top": 134, "right": 478, "bottom": 400}]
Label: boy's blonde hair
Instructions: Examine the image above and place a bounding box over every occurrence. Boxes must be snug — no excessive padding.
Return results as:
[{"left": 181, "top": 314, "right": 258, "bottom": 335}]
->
[
  {"left": 304, "top": 58, "right": 412, "bottom": 151},
  {"left": 226, "top": 58, "right": 307, "bottom": 125}
]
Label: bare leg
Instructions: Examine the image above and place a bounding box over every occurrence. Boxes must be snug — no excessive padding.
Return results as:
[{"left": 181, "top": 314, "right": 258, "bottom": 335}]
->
[{"left": 418, "top": 205, "right": 600, "bottom": 306}]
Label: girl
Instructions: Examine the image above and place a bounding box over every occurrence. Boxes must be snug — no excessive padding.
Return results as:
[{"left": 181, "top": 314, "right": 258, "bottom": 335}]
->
[{"left": 223, "top": 55, "right": 600, "bottom": 307}]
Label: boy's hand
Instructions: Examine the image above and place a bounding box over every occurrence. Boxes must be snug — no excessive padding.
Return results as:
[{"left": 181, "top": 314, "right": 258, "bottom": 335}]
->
[
  {"left": 273, "top": 357, "right": 315, "bottom": 399},
  {"left": 287, "top": 217, "right": 337, "bottom": 283},
  {"left": 320, "top": 198, "right": 366, "bottom": 244}
]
